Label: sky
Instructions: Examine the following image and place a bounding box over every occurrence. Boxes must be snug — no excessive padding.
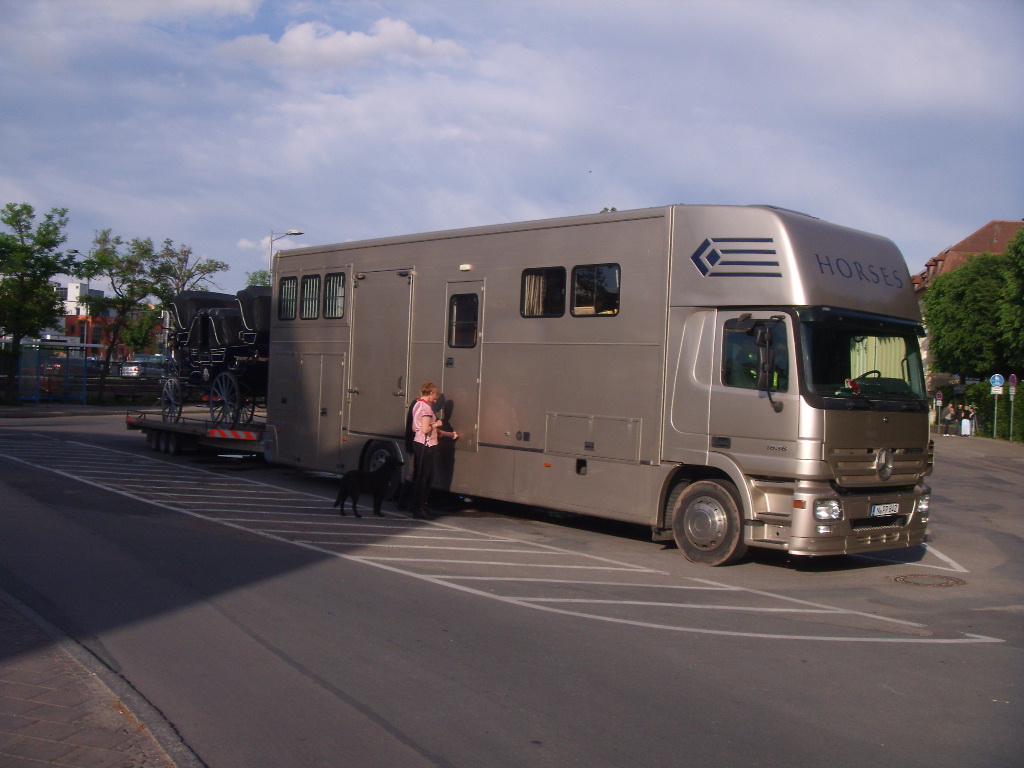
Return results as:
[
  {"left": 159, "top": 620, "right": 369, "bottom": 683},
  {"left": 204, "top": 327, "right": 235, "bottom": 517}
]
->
[{"left": 1, "top": 0, "right": 1022, "bottom": 294}]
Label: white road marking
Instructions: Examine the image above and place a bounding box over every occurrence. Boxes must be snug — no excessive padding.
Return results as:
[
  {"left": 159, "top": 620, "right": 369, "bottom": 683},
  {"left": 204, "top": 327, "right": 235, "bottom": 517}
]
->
[
  {"left": 0, "top": 432, "right": 1002, "bottom": 644},
  {"left": 851, "top": 543, "right": 970, "bottom": 573}
]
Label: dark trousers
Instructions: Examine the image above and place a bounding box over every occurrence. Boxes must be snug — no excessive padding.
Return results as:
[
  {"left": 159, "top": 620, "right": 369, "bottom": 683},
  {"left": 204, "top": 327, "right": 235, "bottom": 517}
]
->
[{"left": 411, "top": 442, "right": 437, "bottom": 515}]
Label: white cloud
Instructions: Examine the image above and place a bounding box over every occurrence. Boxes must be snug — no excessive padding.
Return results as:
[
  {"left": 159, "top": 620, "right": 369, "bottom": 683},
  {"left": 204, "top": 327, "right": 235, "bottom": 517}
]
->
[
  {"left": 221, "top": 18, "right": 465, "bottom": 72},
  {"left": 0, "top": 0, "right": 1020, "bottom": 291}
]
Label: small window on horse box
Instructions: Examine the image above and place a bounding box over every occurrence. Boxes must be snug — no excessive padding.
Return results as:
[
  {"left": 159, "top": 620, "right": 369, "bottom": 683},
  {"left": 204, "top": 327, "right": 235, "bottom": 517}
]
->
[
  {"left": 521, "top": 267, "right": 566, "bottom": 317},
  {"left": 448, "top": 293, "right": 479, "bottom": 348},
  {"left": 278, "top": 276, "right": 298, "bottom": 320},
  {"left": 323, "top": 272, "right": 346, "bottom": 318},
  {"left": 571, "top": 263, "right": 620, "bottom": 317},
  {"left": 300, "top": 274, "right": 321, "bottom": 319}
]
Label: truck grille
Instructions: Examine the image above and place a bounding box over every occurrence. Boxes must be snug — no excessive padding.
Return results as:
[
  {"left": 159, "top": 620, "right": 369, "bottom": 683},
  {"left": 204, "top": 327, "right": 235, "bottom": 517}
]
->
[{"left": 826, "top": 446, "right": 928, "bottom": 488}]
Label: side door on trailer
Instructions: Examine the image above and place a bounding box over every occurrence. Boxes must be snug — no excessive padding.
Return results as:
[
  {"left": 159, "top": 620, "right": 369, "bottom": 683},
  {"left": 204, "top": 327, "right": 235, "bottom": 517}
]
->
[
  {"left": 347, "top": 268, "right": 414, "bottom": 439},
  {"left": 267, "top": 268, "right": 350, "bottom": 471},
  {"left": 441, "top": 280, "right": 484, "bottom": 453}
]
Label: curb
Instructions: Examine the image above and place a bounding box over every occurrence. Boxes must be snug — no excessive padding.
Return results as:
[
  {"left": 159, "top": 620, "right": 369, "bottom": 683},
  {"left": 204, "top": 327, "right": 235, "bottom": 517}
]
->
[{"left": 1, "top": 587, "right": 206, "bottom": 768}]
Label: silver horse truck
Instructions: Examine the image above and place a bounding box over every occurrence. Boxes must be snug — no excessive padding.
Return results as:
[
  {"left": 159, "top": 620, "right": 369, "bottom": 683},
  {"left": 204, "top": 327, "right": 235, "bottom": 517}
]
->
[{"left": 268, "top": 204, "right": 932, "bottom": 565}]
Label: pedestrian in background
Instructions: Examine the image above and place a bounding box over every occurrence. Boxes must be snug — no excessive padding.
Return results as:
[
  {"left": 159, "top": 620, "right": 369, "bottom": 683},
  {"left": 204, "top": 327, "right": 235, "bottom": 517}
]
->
[
  {"left": 961, "top": 405, "right": 975, "bottom": 437},
  {"left": 941, "top": 402, "right": 955, "bottom": 436}
]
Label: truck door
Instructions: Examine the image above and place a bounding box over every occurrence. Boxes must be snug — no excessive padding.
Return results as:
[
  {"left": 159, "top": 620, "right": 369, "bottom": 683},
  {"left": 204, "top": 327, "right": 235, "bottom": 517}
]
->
[
  {"left": 441, "top": 281, "right": 484, "bottom": 452},
  {"left": 268, "top": 351, "right": 345, "bottom": 470},
  {"left": 348, "top": 269, "right": 413, "bottom": 438},
  {"left": 708, "top": 311, "right": 800, "bottom": 477},
  {"left": 304, "top": 352, "right": 346, "bottom": 471}
]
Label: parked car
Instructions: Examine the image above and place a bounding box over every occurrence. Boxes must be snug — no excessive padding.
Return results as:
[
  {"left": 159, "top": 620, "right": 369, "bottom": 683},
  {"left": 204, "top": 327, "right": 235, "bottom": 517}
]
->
[
  {"left": 122, "top": 356, "right": 165, "bottom": 378},
  {"left": 41, "top": 356, "right": 103, "bottom": 377}
]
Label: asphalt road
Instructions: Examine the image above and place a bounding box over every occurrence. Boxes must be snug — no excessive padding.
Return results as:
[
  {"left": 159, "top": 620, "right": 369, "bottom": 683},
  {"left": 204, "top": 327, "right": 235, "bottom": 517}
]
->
[{"left": 0, "top": 411, "right": 1021, "bottom": 768}]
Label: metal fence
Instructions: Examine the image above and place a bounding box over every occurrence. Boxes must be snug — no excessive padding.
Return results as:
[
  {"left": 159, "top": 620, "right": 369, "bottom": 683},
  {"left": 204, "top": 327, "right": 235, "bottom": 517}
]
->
[{"left": 17, "top": 344, "right": 97, "bottom": 404}]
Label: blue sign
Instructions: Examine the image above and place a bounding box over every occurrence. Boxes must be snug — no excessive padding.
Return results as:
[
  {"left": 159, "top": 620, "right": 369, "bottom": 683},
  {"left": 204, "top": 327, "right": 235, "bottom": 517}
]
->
[
  {"left": 690, "top": 237, "right": 782, "bottom": 278},
  {"left": 991, "top": 374, "right": 1005, "bottom": 387}
]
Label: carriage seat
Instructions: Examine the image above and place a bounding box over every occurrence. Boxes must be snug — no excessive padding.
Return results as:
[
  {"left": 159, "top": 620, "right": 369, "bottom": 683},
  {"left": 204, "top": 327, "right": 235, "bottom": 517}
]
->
[
  {"left": 235, "top": 286, "right": 272, "bottom": 344},
  {"left": 170, "top": 291, "right": 236, "bottom": 337}
]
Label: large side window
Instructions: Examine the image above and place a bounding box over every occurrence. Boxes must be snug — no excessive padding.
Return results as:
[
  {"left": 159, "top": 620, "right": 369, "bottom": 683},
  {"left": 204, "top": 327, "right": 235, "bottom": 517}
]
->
[
  {"left": 448, "top": 293, "right": 479, "bottom": 348},
  {"left": 278, "top": 276, "right": 297, "bottom": 320},
  {"left": 722, "top": 319, "right": 789, "bottom": 390},
  {"left": 300, "top": 275, "right": 321, "bottom": 319},
  {"left": 571, "top": 263, "right": 620, "bottom": 316},
  {"left": 323, "top": 272, "right": 346, "bottom": 319},
  {"left": 521, "top": 267, "right": 566, "bottom": 317}
]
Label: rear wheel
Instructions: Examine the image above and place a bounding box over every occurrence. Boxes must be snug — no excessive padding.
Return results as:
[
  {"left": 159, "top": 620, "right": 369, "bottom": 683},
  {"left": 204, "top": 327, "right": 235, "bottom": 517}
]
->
[
  {"left": 236, "top": 395, "right": 256, "bottom": 425},
  {"left": 361, "top": 441, "right": 401, "bottom": 473},
  {"left": 361, "top": 441, "right": 404, "bottom": 500},
  {"left": 669, "top": 479, "right": 748, "bottom": 566},
  {"left": 209, "top": 372, "right": 241, "bottom": 427}
]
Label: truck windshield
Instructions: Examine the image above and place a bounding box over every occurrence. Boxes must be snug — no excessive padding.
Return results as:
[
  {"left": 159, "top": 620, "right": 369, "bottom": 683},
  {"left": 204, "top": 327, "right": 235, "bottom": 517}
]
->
[{"left": 798, "top": 309, "right": 926, "bottom": 411}]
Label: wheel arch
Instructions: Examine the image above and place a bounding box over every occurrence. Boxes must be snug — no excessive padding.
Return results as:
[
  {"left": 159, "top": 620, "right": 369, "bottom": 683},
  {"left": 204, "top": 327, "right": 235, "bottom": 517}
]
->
[
  {"left": 656, "top": 458, "right": 751, "bottom": 530},
  {"left": 359, "top": 438, "right": 406, "bottom": 473}
]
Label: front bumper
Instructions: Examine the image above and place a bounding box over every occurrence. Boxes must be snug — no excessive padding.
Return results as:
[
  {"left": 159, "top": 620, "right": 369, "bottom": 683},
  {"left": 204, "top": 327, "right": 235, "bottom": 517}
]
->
[{"left": 786, "top": 484, "right": 928, "bottom": 557}]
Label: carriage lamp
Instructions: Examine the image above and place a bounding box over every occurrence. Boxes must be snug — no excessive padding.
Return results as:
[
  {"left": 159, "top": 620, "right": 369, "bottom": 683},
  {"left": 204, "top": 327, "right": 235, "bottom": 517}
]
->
[{"left": 813, "top": 498, "right": 843, "bottom": 521}]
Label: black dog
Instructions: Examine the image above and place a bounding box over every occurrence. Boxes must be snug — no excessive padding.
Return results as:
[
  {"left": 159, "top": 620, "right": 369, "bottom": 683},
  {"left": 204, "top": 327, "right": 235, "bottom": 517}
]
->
[{"left": 334, "top": 455, "right": 403, "bottom": 517}]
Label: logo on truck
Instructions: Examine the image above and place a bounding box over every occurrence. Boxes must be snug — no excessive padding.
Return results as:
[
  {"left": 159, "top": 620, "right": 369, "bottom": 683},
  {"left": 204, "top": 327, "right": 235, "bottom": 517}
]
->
[{"left": 690, "top": 237, "right": 782, "bottom": 278}]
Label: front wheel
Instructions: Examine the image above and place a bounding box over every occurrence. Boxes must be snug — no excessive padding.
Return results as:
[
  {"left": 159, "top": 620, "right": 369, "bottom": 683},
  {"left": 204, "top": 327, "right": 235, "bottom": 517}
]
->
[
  {"left": 669, "top": 480, "right": 748, "bottom": 566},
  {"left": 160, "top": 378, "right": 183, "bottom": 423}
]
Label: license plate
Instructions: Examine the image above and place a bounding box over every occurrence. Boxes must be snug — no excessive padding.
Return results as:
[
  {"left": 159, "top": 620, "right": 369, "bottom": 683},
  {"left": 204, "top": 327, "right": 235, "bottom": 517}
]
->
[{"left": 871, "top": 503, "right": 899, "bottom": 517}]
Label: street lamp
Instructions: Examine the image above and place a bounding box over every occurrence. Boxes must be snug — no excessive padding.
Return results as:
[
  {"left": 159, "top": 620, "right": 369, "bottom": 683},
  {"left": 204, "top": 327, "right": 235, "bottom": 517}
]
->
[{"left": 269, "top": 229, "right": 304, "bottom": 270}]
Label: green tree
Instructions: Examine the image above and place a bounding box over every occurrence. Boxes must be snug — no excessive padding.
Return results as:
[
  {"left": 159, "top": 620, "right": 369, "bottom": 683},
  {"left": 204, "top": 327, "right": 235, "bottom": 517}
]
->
[
  {"left": 150, "top": 240, "right": 229, "bottom": 306},
  {"left": 922, "top": 252, "right": 1011, "bottom": 378},
  {"left": 120, "top": 307, "right": 163, "bottom": 354},
  {"left": 244, "top": 269, "right": 271, "bottom": 287},
  {"left": 0, "top": 203, "right": 80, "bottom": 364},
  {"left": 79, "top": 229, "right": 162, "bottom": 397},
  {"left": 998, "top": 227, "right": 1024, "bottom": 370}
]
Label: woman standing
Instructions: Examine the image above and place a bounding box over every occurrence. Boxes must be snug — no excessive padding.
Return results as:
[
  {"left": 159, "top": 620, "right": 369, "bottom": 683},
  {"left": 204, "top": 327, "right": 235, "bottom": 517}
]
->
[
  {"left": 961, "top": 405, "right": 974, "bottom": 437},
  {"left": 410, "top": 382, "right": 458, "bottom": 519}
]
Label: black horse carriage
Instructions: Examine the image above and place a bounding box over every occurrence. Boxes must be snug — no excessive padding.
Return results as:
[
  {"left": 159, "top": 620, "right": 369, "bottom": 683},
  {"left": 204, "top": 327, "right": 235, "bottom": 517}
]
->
[{"left": 162, "top": 286, "right": 272, "bottom": 427}]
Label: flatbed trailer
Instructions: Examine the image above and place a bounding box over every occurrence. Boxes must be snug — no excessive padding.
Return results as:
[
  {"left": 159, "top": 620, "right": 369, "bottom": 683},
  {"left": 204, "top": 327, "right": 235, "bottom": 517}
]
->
[{"left": 126, "top": 408, "right": 272, "bottom": 455}]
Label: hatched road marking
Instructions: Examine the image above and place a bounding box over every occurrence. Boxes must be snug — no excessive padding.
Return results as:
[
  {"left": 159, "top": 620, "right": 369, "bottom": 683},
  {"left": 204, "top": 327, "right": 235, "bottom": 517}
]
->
[{"left": 0, "top": 431, "right": 1001, "bottom": 644}]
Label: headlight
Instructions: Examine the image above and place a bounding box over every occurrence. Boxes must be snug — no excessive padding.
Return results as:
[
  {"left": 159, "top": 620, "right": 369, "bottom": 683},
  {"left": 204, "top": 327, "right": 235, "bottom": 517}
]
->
[
  {"left": 813, "top": 499, "right": 843, "bottom": 521},
  {"left": 916, "top": 493, "right": 930, "bottom": 520}
]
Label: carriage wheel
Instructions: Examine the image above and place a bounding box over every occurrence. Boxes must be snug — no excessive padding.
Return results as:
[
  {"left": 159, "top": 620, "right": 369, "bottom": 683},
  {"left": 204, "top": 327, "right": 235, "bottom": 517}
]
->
[
  {"left": 209, "top": 372, "right": 242, "bottom": 427},
  {"left": 160, "top": 378, "right": 183, "bottom": 423},
  {"left": 236, "top": 394, "right": 256, "bottom": 425}
]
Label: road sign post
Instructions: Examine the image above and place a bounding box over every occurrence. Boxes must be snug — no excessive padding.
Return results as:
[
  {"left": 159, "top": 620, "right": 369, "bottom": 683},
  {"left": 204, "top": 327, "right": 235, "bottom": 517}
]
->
[
  {"left": 1010, "top": 375, "right": 1018, "bottom": 441},
  {"left": 991, "top": 374, "right": 1005, "bottom": 438}
]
